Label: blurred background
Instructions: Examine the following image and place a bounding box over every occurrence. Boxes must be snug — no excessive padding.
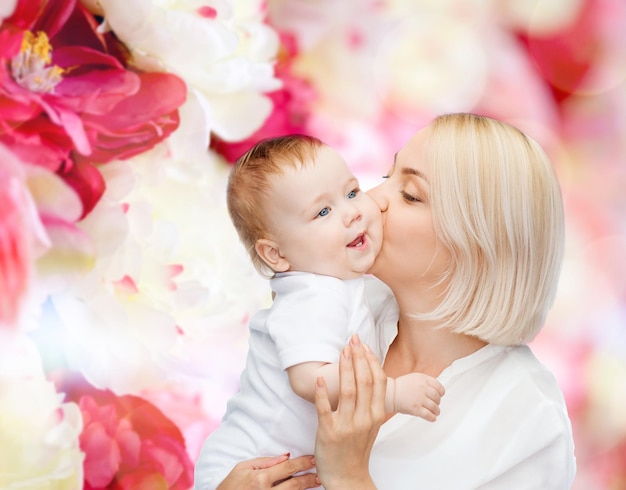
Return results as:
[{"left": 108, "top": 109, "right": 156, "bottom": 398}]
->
[{"left": 1, "top": 0, "right": 624, "bottom": 488}]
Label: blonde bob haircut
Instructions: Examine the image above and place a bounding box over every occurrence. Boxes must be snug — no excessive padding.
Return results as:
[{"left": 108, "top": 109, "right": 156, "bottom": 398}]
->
[
  {"left": 418, "top": 113, "right": 565, "bottom": 345},
  {"left": 227, "top": 134, "right": 323, "bottom": 277}
]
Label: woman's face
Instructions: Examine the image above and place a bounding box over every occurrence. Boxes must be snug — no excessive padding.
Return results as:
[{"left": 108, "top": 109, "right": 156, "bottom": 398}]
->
[{"left": 366, "top": 127, "right": 450, "bottom": 292}]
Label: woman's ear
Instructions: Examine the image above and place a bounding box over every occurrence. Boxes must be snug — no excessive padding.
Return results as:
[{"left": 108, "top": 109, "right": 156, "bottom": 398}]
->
[{"left": 255, "top": 238, "right": 290, "bottom": 272}]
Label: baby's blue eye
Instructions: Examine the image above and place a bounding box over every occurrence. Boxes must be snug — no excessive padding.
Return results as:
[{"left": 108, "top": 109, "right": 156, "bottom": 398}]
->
[
  {"left": 347, "top": 189, "right": 358, "bottom": 199},
  {"left": 317, "top": 207, "right": 330, "bottom": 217}
]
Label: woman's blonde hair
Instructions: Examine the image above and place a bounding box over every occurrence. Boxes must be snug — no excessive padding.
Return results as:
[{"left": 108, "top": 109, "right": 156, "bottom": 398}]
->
[
  {"left": 420, "top": 113, "right": 564, "bottom": 345},
  {"left": 227, "top": 134, "right": 322, "bottom": 277}
]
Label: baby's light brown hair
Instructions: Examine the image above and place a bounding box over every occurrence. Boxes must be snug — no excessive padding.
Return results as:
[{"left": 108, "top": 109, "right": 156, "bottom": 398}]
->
[{"left": 227, "top": 134, "right": 323, "bottom": 277}]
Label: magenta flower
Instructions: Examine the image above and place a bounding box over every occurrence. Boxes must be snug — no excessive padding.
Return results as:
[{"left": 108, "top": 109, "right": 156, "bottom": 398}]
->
[
  {"left": 59, "top": 375, "right": 194, "bottom": 490},
  {"left": 0, "top": 0, "right": 186, "bottom": 217}
]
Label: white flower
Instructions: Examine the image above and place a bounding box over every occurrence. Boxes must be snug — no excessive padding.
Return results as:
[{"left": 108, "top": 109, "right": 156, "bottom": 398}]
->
[
  {"left": 47, "top": 139, "right": 268, "bottom": 395},
  {"left": 92, "top": 0, "right": 282, "bottom": 142},
  {"left": 0, "top": 332, "right": 83, "bottom": 489}
]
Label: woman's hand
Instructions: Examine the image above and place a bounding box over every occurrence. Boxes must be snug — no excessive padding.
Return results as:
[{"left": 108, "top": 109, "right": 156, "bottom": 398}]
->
[
  {"left": 314, "top": 335, "right": 385, "bottom": 489},
  {"left": 216, "top": 454, "right": 319, "bottom": 490}
]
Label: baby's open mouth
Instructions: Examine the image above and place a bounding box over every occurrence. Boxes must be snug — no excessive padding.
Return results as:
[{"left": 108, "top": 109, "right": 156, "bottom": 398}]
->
[{"left": 347, "top": 234, "right": 365, "bottom": 248}]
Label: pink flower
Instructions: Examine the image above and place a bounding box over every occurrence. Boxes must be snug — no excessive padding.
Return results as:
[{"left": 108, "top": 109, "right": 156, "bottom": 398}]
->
[
  {"left": 0, "top": 0, "right": 186, "bottom": 217},
  {"left": 60, "top": 375, "right": 194, "bottom": 490},
  {"left": 74, "top": 71, "right": 184, "bottom": 165},
  {"left": 0, "top": 145, "right": 31, "bottom": 327},
  {"left": 516, "top": 0, "right": 626, "bottom": 102}
]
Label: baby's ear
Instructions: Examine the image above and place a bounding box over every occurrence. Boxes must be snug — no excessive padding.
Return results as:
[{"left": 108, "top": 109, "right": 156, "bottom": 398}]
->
[{"left": 255, "top": 239, "right": 290, "bottom": 273}]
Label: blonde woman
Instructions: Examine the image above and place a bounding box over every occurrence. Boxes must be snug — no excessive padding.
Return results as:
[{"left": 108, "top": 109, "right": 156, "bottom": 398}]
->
[{"left": 217, "top": 113, "right": 576, "bottom": 489}]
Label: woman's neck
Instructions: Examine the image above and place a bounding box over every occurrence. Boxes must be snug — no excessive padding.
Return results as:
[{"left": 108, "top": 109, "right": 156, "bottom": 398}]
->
[{"left": 383, "top": 311, "right": 487, "bottom": 379}]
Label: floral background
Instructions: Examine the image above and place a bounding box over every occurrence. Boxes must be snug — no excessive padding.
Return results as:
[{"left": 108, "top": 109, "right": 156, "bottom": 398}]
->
[{"left": 0, "top": 0, "right": 625, "bottom": 488}]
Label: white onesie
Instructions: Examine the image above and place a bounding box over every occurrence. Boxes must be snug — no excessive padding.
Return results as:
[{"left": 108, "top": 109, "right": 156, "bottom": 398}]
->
[{"left": 193, "top": 271, "right": 378, "bottom": 490}]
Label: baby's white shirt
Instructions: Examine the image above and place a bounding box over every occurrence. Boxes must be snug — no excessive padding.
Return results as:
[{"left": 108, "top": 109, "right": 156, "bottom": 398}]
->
[{"left": 193, "top": 272, "right": 377, "bottom": 490}]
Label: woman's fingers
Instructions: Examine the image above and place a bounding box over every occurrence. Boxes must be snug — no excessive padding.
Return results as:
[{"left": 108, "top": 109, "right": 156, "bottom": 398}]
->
[
  {"left": 337, "top": 345, "right": 357, "bottom": 420},
  {"left": 265, "top": 455, "right": 317, "bottom": 486},
  {"left": 313, "top": 334, "right": 382, "bottom": 489},
  {"left": 363, "top": 343, "right": 387, "bottom": 422},
  {"left": 275, "top": 472, "right": 320, "bottom": 489},
  {"left": 315, "top": 376, "right": 332, "bottom": 429},
  {"left": 244, "top": 453, "right": 291, "bottom": 470},
  {"left": 349, "top": 335, "right": 374, "bottom": 414},
  {"left": 223, "top": 454, "right": 318, "bottom": 490},
  {"left": 346, "top": 334, "right": 388, "bottom": 425}
]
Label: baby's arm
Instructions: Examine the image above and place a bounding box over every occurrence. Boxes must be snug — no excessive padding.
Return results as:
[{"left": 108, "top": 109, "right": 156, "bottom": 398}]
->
[
  {"left": 288, "top": 362, "right": 342, "bottom": 409},
  {"left": 287, "top": 358, "right": 445, "bottom": 420}
]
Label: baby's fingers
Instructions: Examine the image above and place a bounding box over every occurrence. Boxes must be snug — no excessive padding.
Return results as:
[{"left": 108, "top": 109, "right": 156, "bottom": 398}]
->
[
  {"left": 421, "top": 398, "right": 441, "bottom": 421},
  {"left": 427, "top": 377, "right": 446, "bottom": 398}
]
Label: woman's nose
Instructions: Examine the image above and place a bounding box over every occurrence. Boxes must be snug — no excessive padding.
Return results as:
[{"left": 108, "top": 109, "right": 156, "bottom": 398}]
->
[{"left": 366, "top": 183, "right": 388, "bottom": 212}]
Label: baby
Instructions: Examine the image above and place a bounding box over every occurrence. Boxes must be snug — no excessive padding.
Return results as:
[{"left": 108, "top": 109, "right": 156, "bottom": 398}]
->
[{"left": 194, "top": 135, "right": 445, "bottom": 489}]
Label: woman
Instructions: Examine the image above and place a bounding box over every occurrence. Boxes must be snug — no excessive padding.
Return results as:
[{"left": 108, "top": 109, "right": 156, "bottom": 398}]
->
[{"left": 214, "top": 113, "right": 576, "bottom": 489}]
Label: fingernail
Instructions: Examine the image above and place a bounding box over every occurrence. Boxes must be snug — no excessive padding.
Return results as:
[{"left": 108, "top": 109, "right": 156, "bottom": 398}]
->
[
  {"left": 350, "top": 334, "right": 361, "bottom": 346},
  {"left": 315, "top": 475, "right": 321, "bottom": 485},
  {"left": 310, "top": 456, "right": 316, "bottom": 466}
]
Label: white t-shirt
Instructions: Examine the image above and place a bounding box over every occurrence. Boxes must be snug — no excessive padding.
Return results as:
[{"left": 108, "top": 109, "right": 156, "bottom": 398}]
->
[
  {"left": 367, "top": 277, "right": 576, "bottom": 489},
  {"left": 194, "top": 272, "right": 377, "bottom": 490}
]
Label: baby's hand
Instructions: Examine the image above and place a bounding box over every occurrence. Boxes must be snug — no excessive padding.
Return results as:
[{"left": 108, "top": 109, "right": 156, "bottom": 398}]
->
[{"left": 393, "top": 373, "right": 445, "bottom": 422}]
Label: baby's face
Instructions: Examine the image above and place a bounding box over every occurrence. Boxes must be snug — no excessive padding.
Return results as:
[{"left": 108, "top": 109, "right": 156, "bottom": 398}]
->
[{"left": 264, "top": 145, "right": 382, "bottom": 279}]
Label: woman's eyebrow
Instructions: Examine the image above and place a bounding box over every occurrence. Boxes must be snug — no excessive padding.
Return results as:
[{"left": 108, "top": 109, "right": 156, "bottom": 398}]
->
[
  {"left": 395, "top": 153, "right": 429, "bottom": 183},
  {"left": 401, "top": 167, "right": 428, "bottom": 182}
]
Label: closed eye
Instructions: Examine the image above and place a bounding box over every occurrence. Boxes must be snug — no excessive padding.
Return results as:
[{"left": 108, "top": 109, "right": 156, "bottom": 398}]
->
[{"left": 401, "top": 191, "right": 422, "bottom": 203}]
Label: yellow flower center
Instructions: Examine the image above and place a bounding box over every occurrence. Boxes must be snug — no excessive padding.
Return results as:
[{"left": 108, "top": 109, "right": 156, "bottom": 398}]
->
[{"left": 11, "top": 31, "right": 64, "bottom": 93}]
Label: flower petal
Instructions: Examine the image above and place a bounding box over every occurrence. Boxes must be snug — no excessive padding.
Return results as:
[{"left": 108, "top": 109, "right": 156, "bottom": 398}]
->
[
  {"left": 0, "top": 0, "right": 17, "bottom": 22},
  {"left": 26, "top": 166, "right": 83, "bottom": 223},
  {"left": 77, "top": 71, "right": 186, "bottom": 163},
  {"left": 0, "top": 332, "right": 83, "bottom": 488},
  {"left": 205, "top": 91, "right": 273, "bottom": 141},
  {"left": 60, "top": 159, "right": 106, "bottom": 219},
  {"left": 81, "top": 420, "right": 121, "bottom": 487}
]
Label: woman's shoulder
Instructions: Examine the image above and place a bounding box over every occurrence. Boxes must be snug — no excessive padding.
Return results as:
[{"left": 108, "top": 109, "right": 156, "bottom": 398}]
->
[
  {"left": 445, "top": 344, "right": 570, "bottom": 420},
  {"left": 475, "top": 345, "right": 573, "bottom": 435},
  {"left": 503, "top": 345, "right": 567, "bottom": 400},
  {"left": 489, "top": 346, "right": 576, "bottom": 484}
]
